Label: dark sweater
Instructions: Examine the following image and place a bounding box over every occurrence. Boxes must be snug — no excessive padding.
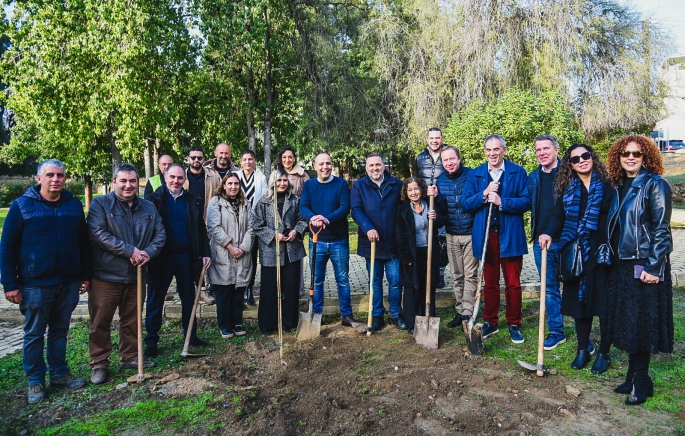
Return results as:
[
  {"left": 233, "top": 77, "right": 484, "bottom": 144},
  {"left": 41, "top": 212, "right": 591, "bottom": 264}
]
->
[
  {"left": 164, "top": 190, "right": 191, "bottom": 254},
  {"left": 534, "top": 170, "right": 556, "bottom": 238},
  {"left": 299, "top": 176, "right": 350, "bottom": 242}
]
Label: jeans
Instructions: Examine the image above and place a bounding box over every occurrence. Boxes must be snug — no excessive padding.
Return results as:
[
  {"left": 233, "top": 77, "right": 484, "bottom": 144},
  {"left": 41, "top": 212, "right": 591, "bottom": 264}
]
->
[
  {"left": 145, "top": 252, "right": 197, "bottom": 347},
  {"left": 19, "top": 282, "right": 80, "bottom": 386},
  {"left": 533, "top": 240, "right": 564, "bottom": 336},
  {"left": 365, "top": 257, "right": 401, "bottom": 318},
  {"left": 309, "top": 238, "right": 352, "bottom": 317},
  {"left": 214, "top": 285, "right": 245, "bottom": 330}
]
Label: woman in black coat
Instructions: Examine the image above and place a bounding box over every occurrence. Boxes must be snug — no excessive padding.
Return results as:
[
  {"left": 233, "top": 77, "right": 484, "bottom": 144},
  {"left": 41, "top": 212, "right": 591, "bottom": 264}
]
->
[
  {"left": 396, "top": 177, "right": 445, "bottom": 334},
  {"left": 539, "top": 144, "right": 614, "bottom": 371},
  {"left": 603, "top": 135, "right": 673, "bottom": 405}
]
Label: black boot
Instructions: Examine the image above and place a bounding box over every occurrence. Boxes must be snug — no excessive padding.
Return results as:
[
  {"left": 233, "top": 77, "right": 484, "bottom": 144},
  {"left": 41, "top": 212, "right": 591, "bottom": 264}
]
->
[
  {"left": 614, "top": 354, "right": 635, "bottom": 394},
  {"left": 246, "top": 287, "right": 255, "bottom": 305},
  {"left": 625, "top": 352, "right": 654, "bottom": 405},
  {"left": 571, "top": 349, "right": 591, "bottom": 369},
  {"left": 591, "top": 353, "right": 611, "bottom": 374}
]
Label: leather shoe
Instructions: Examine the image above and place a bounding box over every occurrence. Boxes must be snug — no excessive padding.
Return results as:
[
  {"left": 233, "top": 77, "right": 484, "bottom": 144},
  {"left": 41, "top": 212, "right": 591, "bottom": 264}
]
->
[
  {"left": 447, "top": 314, "right": 463, "bottom": 328},
  {"left": 591, "top": 353, "right": 611, "bottom": 374},
  {"left": 143, "top": 344, "right": 158, "bottom": 358},
  {"left": 341, "top": 315, "right": 357, "bottom": 327},
  {"left": 389, "top": 316, "right": 408, "bottom": 330},
  {"left": 91, "top": 368, "right": 108, "bottom": 385},
  {"left": 571, "top": 349, "right": 591, "bottom": 370},
  {"left": 189, "top": 336, "right": 208, "bottom": 347},
  {"left": 371, "top": 316, "right": 385, "bottom": 332}
]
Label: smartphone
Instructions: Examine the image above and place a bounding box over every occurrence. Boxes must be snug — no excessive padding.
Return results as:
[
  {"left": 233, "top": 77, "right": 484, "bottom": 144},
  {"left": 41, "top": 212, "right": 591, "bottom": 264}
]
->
[{"left": 634, "top": 265, "right": 664, "bottom": 281}]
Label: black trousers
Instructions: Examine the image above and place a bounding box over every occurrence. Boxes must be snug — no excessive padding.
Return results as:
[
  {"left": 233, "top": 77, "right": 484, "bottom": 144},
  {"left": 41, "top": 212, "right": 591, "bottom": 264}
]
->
[
  {"left": 403, "top": 247, "right": 436, "bottom": 329},
  {"left": 214, "top": 285, "right": 245, "bottom": 330}
]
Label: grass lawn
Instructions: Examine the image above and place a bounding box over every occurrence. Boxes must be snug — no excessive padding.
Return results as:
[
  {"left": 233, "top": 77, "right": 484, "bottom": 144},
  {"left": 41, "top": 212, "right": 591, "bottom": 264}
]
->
[{"left": 0, "top": 209, "right": 7, "bottom": 233}]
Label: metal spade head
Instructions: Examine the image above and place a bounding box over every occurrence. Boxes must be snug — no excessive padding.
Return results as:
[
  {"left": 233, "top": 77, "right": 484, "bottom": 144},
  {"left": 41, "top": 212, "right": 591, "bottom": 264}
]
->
[{"left": 463, "top": 320, "right": 484, "bottom": 355}]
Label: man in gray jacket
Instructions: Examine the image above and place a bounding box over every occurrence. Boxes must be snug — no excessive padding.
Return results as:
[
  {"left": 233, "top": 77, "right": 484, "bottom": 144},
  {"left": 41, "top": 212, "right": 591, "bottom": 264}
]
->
[{"left": 87, "top": 163, "right": 166, "bottom": 385}]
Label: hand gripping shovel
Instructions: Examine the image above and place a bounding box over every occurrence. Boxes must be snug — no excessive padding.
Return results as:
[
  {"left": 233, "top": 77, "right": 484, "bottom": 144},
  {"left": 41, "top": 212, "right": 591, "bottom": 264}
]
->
[
  {"left": 296, "top": 224, "right": 323, "bottom": 341},
  {"left": 128, "top": 266, "right": 152, "bottom": 383},
  {"left": 462, "top": 203, "right": 493, "bottom": 356},
  {"left": 181, "top": 265, "right": 209, "bottom": 358},
  {"left": 361, "top": 241, "right": 377, "bottom": 335},
  {"left": 517, "top": 247, "right": 548, "bottom": 376},
  {"left": 414, "top": 194, "right": 440, "bottom": 349}
]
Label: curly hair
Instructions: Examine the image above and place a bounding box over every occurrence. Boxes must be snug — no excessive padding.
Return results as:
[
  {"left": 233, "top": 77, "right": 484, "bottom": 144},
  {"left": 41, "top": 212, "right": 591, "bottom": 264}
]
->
[
  {"left": 607, "top": 135, "right": 663, "bottom": 187},
  {"left": 554, "top": 144, "right": 609, "bottom": 198},
  {"left": 213, "top": 172, "right": 245, "bottom": 205},
  {"left": 273, "top": 146, "right": 298, "bottom": 170},
  {"left": 401, "top": 177, "right": 427, "bottom": 202}
]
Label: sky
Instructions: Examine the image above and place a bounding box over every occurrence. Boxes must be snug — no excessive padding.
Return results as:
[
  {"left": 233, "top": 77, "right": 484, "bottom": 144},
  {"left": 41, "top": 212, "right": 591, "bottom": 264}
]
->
[{"left": 629, "top": 0, "right": 685, "bottom": 56}]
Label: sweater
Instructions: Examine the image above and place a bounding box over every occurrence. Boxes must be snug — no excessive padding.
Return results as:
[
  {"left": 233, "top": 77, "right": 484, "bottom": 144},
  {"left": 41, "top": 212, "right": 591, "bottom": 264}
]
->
[{"left": 299, "top": 176, "right": 350, "bottom": 242}]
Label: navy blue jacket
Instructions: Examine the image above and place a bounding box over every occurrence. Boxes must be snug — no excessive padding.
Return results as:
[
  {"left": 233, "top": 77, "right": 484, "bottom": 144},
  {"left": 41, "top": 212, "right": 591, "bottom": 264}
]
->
[
  {"left": 461, "top": 160, "right": 531, "bottom": 259},
  {"left": 527, "top": 159, "right": 561, "bottom": 241},
  {"left": 350, "top": 172, "right": 402, "bottom": 259},
  {"left": 435, "top": 163, "right": 474, "bottom": 235},
  {"left": 1, "top": 186, "right": 92, "bottom": 291}
]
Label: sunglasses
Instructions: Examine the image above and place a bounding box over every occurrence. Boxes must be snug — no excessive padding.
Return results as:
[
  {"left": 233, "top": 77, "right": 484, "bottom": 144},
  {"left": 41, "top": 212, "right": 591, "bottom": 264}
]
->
[
  {"left": 188, "top": 156, "right": 204, "bottom": 161},
  {"left": 569, "top": 152, "right": 592, "bottom": 164},
  {"left": 620, "top": 150, "right": 643, "bottom": 158}
]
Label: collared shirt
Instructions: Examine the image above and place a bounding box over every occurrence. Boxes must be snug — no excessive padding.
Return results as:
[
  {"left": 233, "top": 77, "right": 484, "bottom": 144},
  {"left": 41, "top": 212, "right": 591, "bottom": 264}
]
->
[
  {"left": 541, "top": 161, "right": 558, "bottom": 174},
  {"left": 488, "top": 161, "right": 505, "bottom": 182},
  {"left": 168, "top": 187, "right": 185, "bottom": 200},
  {"left": 317, "top": 175, "right": 335, "bottom": 184}
]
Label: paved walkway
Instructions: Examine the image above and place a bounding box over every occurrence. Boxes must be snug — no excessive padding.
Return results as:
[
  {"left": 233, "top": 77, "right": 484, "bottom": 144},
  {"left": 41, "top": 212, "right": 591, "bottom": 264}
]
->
[{"left": 2, "top": 210, "right": 685, "bottom": 358}]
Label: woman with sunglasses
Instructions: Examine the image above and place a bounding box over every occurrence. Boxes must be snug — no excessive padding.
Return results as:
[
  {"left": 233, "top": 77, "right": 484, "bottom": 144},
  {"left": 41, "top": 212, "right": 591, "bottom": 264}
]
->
[
  {"left": 602, "top": 136, "right": 673, "bottom": 405},
  {"left": 539, "top": 144, "right": 613, "bottom": 371}
]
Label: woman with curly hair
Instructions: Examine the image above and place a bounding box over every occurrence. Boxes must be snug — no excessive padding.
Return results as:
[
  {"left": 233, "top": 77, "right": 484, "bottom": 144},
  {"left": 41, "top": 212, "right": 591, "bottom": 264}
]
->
[
  {"left": 603, "top": 135, "right": 673, "bottom": 405},
  {"left": 539, "top": 144, "right": 614, "bottom": 371},
  {"left": 274, "top": 147, "right": 310, "bottom": 196}
]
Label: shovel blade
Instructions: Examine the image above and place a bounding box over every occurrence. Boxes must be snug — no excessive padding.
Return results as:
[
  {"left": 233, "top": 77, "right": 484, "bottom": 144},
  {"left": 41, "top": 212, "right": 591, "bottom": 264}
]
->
[
  {"left": 296, "top": 311, "right": 322, "bottom": 341},
  {"left": 462, "top": 320, "right": 484, "bottom": 355},
  {"left": 414, "top": 315, "right": 440, "bottom": 349},
  {"left": 181, "top": 351, "right": 209, "bottom": 358},
  {"left": 350, "top": 321, "right": 370, "bottom": 333},
  {"left": 127, "top": 373, "right": 151, "bottom": 383},
  {"left": 516, "top": 359, "right": 540, "bottom": 371}
]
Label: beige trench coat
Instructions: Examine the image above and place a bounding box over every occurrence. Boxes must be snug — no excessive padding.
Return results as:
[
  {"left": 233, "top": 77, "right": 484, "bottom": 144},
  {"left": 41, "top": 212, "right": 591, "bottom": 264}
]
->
[{"left": 206, "top": 195, "right": 253, "bottom": 287}]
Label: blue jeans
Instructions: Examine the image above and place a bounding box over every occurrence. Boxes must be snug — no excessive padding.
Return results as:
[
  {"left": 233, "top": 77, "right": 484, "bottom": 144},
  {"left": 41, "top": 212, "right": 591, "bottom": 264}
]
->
[
  {"left": 533, "top": 240, "right": 564, "bottom": 336},
  {"left": 365, "top": 257, "right": 402, "bottom": 318},
  {"left": 19, "top": 282, "right": 80, "bottom": 386},
  {"left": 309, "top": 239, "right": 352, "bottom": 317}
]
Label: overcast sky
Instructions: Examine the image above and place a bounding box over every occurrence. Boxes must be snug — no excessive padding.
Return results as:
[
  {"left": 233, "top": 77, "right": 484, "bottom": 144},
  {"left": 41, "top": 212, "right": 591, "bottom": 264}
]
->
[{"left": 629, "top": 0, "right": 685, "bottom": 56}]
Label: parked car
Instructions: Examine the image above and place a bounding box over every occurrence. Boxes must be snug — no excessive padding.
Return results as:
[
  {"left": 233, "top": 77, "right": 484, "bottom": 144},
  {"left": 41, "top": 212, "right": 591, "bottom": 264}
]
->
[{"left": 665, "top": 140, "right": 685, "bottom": 151}]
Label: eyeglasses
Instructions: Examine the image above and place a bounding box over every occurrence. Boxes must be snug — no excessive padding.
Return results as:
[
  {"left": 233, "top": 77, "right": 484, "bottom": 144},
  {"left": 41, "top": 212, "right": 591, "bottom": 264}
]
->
[
  {"left": 569, "top": 152, "right": 592, "bottom": 164},
  {"left": 189, "top": 156, "right": 204, "bottom": 161},
  {"left": 620, "top": 150, "right": 643, "bottom": 158}
]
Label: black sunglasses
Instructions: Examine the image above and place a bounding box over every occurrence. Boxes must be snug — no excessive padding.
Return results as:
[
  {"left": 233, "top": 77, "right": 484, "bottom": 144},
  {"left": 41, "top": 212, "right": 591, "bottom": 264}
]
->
[
  {"left": 570, "top": 152, "right": 592, "bottom": 164},
  {"left": 188, "top": 156, "right": 204, "bottom": 160},
  {"left": 620, "top": 150, "right": 644, "bottom": 158}
]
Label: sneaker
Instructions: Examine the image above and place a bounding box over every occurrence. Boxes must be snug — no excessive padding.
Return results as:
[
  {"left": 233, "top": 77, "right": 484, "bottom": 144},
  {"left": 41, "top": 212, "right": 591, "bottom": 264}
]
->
[
  {"left": 27, "top": 384, "right": 46, "bottom": 404},
  {"left": 447, "top": 314, "right": 464, "bottom": 328},
  {"left": 199, "top": 290, "right": 215, "bottom": 305},
  {"left": 90, "top": 368, "right": 108, "bottom": 385},
  {"left": 221, "top": 328, "right": 234, "bottom": 339},
  {"left": 189, "top": 336, "right": 208, "bottom": 347},
  {"left": 408, "top": 328, "right": 414, "bottom": 335},
  {"left": 543, "top": 333, "right": 567, "bottom": 350},
  {"left": 481, "top": 321, "right": 499, "bottom": 339},
  {"left": 233, "top": 325, "right": 247, "bottom": 336},
  {"left": 341, "top": 315, "right": 357, "bottom": 327},
  {"left": 588, "top": 341, "right": 596, "bottom": 356},
  {"left": 389, "top": 316, "right": 408, "bottom": 330},
  {"left": 50, "top": 373, "right": 86, "bottom": 390},
  {"left": 143, "top": 344, "right": 159, "bottom": 358},
  {"left": 120, "top": 360, "right": 156, "bottom": 370},
  {"left": 509, "top": 325, "right": 525, "bottom": 344}
]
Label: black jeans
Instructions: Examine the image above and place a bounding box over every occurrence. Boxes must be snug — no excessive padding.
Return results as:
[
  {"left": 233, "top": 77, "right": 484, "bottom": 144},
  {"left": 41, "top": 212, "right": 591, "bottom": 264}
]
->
[{"left": 214, "top": 285, "right": 245, "bottom": 330}]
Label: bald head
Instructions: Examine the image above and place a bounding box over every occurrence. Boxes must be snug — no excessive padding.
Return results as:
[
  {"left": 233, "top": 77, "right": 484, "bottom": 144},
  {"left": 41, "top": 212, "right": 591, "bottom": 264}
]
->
[
  {"left": 214, "top": 143, "right": 232, "bottom": 169},
  {"left": 158, "top": 155, "right": 173, "bottom": 175}
]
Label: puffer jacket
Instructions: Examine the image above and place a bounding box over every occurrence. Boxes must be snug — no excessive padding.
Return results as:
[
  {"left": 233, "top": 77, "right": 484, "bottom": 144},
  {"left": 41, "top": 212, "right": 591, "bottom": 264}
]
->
[
  {"left": 0, "top": 186, "right": 91, "bottom": 290},
  {"left": 435, "top": 163, "right": 474, "bottom": 235},
  {"left": 87, "top": 192, "right": 166, "bottom": 283},
  {"left": 413, "top": 147, "right": 445, "bottom": 186},
  {"left": 206, "top": 195, "right": 254, "bottom": 287},
  {"left": 251, "top": 190, "right": 308, "bottom": 267},
  {"left": 607, "top": 169, "right": 673, "bottom": 278}
]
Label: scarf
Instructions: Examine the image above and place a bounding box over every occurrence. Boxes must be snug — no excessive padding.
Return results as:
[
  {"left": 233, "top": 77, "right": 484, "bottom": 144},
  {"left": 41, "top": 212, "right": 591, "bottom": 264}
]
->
[{"left": 559, "top": 173, "right": 604, "bottom": 302}]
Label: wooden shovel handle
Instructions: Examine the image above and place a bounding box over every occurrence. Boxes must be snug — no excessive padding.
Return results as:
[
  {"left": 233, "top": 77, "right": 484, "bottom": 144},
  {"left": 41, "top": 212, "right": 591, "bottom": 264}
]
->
[{"left": 537, "top": 248, "right": 547, "bottom": 377}]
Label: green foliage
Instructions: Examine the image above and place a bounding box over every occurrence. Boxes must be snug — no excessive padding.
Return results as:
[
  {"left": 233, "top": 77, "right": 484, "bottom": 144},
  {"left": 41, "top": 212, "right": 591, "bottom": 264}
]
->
[
  {"left": 0, "top": 180, "right": 32, "bottom": 207},
  {"left": 443, "top": 88, "right": 585, "bottom": 172}
]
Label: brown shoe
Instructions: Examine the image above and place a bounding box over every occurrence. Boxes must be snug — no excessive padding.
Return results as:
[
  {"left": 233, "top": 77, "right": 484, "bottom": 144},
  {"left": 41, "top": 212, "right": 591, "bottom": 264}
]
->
[
  {"left": 199, "top": 290, "right": 215, "bottom": 305},
  {"left": 164, "top": 294, "right": 174, "bottom": 301}
]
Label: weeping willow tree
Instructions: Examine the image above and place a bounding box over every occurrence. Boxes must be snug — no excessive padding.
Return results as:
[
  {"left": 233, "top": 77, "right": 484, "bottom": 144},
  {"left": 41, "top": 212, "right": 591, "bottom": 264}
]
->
[{"left": 365, "top": 0, "right": 674, "bottom": 149}]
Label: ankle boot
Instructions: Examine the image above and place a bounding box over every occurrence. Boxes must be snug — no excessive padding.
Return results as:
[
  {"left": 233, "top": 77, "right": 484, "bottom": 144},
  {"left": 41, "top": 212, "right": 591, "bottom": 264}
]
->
[
  {"left": 626, "top": 352, "right": 652, "bottom": 405},
  {"left": 614, "top": 354, "right": 635, "bottom": 394},
  {"left": 571, "top": 349, "right": 591, "bottom": 369}
]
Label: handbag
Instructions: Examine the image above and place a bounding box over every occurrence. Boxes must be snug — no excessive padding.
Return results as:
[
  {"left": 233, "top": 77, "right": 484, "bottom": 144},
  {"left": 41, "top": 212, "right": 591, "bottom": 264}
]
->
[
  {"left": 559, "top": 239, "right": 584, "bottom": 281},
  {"left": 595, "top": 243, "right": 613, "bottom": 266},
  {"left": 438, "top": 235, "right": 449, "bottom": 267}
]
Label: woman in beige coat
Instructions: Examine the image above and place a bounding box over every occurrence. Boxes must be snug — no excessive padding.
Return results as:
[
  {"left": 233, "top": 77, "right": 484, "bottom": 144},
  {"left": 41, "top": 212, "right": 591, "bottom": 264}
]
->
[
  {"left": 206, "top": 172, "right": 253, "bottom": 339},
  {"left": 274, "top": 146, "right": 309, "bottom": 196}
]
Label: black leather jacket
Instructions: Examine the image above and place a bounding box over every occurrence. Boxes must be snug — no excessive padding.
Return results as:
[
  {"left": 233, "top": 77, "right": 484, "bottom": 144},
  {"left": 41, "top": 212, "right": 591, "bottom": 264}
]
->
[{"left": 607, "top": 169, "right": 672, "bottom": 278}]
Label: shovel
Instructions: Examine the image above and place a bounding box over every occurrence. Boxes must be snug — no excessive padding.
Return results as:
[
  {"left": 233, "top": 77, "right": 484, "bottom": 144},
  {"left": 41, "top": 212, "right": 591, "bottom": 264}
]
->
[
  {"left": 274, "top": 181, "right": 286, "bottom": 365},
  {"left": 361, "top": 241, "right": 377, "bottom": 335},
  {"left": 414, "top": 194, "right": 440, "bottom": 349},
  {"left": 462, "top": 203, "right": 493, "bottom": 356},
  {"left": 128, "top": 266, "right": 152, "bottom": 383},
  {"left": 517, "top": 247, "right": 548, "bottom": 376},
  {"left": 296, "top": 224, "right": 323, "bottom": 341},
  {"left": 181, "top": 265, "right": 209, "bottom": 358}
]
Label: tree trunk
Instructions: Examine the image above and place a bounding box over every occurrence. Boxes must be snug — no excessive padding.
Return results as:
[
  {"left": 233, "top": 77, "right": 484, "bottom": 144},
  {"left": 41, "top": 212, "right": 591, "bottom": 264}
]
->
[
  {"left": 144, "top": 137, "right": 153, "bottom": 178},
  {"left": 246, "top": 67, "right": 257, "bottom": 154},
  {"left": 154, "top": 137, "right": 161, "bottom": 175},
  {"left": 84, "top": 174, "right": 93, "bottom": 211},
  {"left": 263, "top": 5, "right": 273, "bottom": 179}
]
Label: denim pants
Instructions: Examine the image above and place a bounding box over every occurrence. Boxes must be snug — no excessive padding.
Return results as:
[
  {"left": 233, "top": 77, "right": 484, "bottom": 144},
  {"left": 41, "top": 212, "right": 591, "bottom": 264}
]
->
[
  {"left": 309, "top": 238, "right": 352, "bottom": 317},
  {"left": 365, "top": 257, "right": 402, "bottom": 318},
  {"left": 533, "top": 240, "right": 564, "bottom": 336},
  {"left": 145, "top": 252, "right": 197, "bottom": 347},
  {"left": 19, "top": 282, "right": 80, "bottom": 386}
]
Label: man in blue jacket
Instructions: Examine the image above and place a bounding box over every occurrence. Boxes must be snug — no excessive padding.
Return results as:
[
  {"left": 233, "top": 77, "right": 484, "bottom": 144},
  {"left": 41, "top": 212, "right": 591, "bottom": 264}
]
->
[
  {"left": 462, "top": 135, "right": 531, "bottom": 344},
  {"left": 300, "top": 152, "right": 355, "bottom": 326},
  {"left": 351, "top": 153, "right": 405, "bottom": 331},
  {"left": 435, "top": 146, "right": 478, "bottom": 329},
  {"left": 1, "top": 159, "right": 92, "bottom": 404},
  {"left": 528, "top": 134, "right": 566, "bottom": 351}
]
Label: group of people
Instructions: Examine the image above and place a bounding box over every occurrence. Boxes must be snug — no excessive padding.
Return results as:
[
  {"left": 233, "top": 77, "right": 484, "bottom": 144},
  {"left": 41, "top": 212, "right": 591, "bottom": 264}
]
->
[{"left": 0, "top": 131, "right": 673, "bottom": 408}]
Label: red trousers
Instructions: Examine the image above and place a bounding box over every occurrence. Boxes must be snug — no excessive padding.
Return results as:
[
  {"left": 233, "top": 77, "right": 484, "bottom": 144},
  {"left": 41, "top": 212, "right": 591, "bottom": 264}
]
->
[{"left": 483, "top": 232, "right": 523, "bottom": 328}]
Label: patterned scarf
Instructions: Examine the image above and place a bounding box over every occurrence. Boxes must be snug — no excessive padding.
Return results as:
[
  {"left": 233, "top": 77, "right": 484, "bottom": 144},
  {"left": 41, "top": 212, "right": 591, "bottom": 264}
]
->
[{"left": 559, "top": 173, "right": 604, "bottom": 302}]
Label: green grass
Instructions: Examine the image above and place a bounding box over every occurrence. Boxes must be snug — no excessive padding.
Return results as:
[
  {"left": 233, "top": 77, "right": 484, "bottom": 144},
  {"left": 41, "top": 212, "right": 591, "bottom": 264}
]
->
[
  {"left": 0, "top": 209, "right": 7, "bottom": 233},
  {"left": 665, "top": 174, "right": 685, "bottom": 185}
]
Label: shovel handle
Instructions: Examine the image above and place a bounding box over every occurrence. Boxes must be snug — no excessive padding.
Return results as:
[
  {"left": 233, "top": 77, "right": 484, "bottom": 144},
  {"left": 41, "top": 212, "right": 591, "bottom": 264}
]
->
[
  {"left": 537, "top": 248, "right": 547, "bottom": 377},
  {"left": 137, "top": 266, "right": 144, "bottom": 380},
  {"left": 182, "top": 265, "right": 207, "bottom": 355},
  {"left": 425, "top": 194, "right": 435, "bottom": 316},
  {"left": 367, "top": 241, "right": 376, "bottom": 336}
]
